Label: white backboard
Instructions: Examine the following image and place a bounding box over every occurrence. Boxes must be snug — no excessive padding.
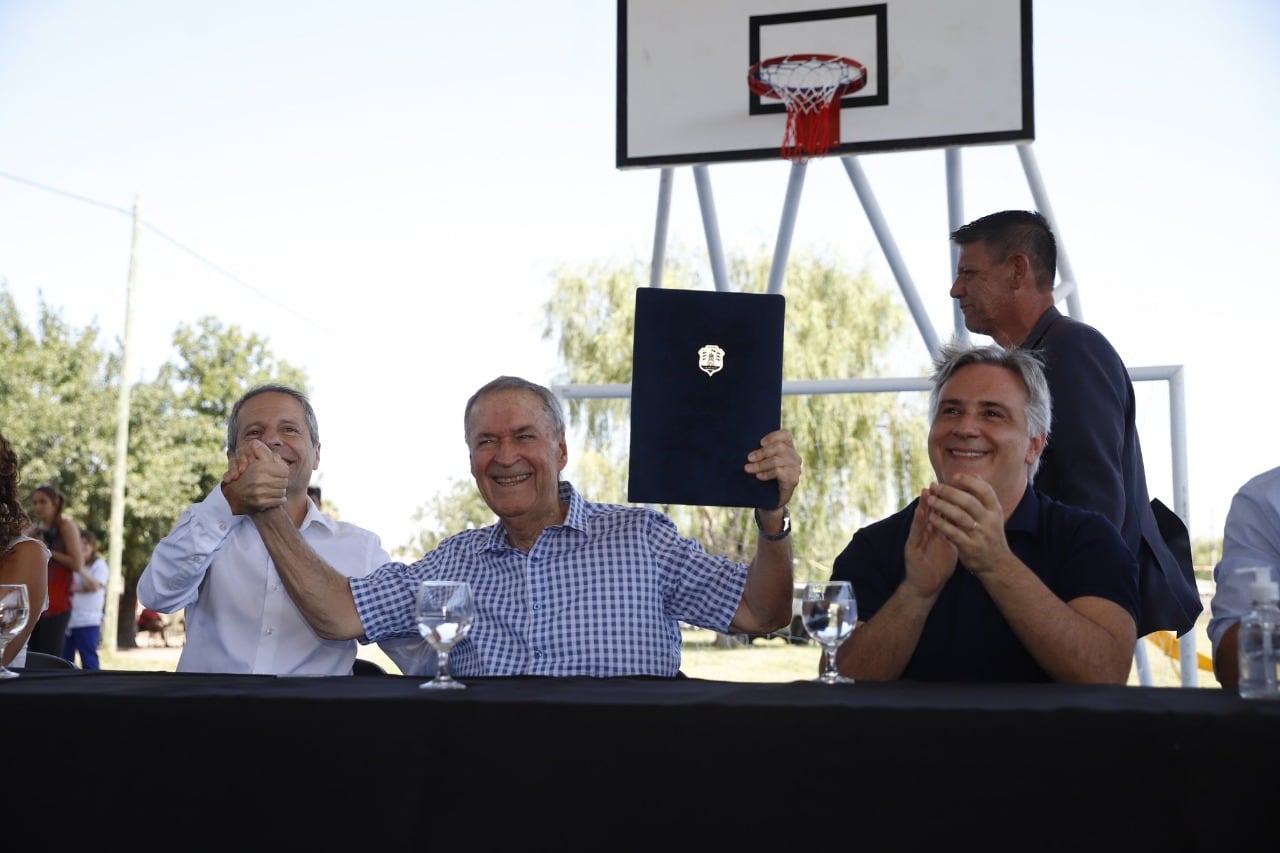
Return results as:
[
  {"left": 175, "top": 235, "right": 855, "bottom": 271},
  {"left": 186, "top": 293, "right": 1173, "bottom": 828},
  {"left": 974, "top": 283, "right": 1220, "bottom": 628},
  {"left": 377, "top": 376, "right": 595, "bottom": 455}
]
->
[{"left": 617, "top": 0, "right": 1034, "bottom": 168}]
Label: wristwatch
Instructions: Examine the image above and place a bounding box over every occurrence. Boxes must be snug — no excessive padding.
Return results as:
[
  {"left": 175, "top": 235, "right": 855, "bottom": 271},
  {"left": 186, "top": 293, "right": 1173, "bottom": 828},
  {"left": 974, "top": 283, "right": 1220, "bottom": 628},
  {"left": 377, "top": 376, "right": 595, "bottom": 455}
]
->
[{"left": 754, "top": 506, "right": 791, "bottom": 541}]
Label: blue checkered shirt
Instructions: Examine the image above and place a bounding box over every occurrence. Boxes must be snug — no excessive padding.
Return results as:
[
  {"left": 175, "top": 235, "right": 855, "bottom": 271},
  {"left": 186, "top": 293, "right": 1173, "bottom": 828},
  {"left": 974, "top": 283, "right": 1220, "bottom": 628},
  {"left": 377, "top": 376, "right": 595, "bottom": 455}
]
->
[{"left": 351, "top": 481, "right": 748, "bottom": 677}]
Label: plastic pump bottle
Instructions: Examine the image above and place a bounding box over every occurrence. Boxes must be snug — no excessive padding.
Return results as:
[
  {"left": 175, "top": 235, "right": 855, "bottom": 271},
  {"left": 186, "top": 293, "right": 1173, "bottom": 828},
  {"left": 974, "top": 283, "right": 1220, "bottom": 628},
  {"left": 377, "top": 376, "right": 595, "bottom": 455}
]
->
[{"left": 1237, "top": 567, "right": 1280, "bottom": 700}]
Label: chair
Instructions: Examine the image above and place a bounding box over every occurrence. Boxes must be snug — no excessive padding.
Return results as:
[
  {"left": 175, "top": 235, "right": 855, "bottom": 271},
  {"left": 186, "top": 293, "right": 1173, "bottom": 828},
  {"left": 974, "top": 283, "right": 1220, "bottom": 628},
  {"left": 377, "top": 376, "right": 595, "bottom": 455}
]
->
[
  {"left": 351, "top": 658, "right": 387, "bottom": 676},
  {"left": 18, "top": 651, "right": 80, "bottom": 670}
]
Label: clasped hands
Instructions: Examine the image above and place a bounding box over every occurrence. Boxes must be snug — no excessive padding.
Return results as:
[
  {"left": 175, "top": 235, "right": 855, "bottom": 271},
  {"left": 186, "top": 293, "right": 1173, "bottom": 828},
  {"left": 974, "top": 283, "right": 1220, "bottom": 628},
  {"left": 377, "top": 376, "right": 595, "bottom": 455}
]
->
[
  {"left": 221, "top": 439, "right": 290, "bottom": 516},
  {"left": 904, "top": 473, "right": 1010, "bottom": 597}
]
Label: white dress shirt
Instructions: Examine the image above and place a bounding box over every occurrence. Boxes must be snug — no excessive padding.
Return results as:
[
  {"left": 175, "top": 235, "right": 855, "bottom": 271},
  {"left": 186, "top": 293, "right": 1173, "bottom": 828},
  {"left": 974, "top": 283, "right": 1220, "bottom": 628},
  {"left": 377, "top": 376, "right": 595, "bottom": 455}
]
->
[
  {"left": 138, "top": 485, "right": 421, "bottom": 675},
  {"left": 1209, "top": 464, "right": 1280, "bottom": 656}
]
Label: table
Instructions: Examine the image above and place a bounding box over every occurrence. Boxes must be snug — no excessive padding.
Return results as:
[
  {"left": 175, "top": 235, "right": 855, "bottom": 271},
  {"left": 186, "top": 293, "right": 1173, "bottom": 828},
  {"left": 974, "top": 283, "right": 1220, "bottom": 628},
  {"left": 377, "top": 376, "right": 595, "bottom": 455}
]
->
[{"left": 7, "top": 670, "right": 1276, "bottom": 850}]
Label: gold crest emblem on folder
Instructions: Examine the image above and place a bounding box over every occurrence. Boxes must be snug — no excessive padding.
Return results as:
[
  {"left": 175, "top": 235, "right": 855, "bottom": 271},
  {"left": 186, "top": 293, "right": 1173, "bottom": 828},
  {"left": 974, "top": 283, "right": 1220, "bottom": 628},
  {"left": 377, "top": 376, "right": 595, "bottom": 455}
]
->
[{"left": 698, "top": 344, "right": 725, "bottom": 377}]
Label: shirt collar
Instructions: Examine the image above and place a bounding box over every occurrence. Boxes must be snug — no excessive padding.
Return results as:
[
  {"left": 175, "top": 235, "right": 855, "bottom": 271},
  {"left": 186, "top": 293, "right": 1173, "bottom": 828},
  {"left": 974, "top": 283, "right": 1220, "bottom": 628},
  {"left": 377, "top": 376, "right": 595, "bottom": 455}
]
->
[
  {"left": 477, "top": 480, "right": 585, "bottom": 551},
  {"left": 558, "top": 480, "right": 588, "bottom": 532},
  {"left": 301, "top": 500, "right": 339, "bottom": 534},
  {"left": 1006, "top": 485, "right": 1043, "bottom": 536},
  {"left": 1023, "top": 305, "right": 1063, "bottom": 350}
]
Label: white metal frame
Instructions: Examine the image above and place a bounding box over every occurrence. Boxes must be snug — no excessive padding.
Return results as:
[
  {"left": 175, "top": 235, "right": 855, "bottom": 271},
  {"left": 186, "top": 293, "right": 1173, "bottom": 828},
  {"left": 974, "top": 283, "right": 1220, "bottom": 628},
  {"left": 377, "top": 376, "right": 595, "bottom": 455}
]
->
[{"left": 558, "top": 143, "right": 1198, "bottom": 686}]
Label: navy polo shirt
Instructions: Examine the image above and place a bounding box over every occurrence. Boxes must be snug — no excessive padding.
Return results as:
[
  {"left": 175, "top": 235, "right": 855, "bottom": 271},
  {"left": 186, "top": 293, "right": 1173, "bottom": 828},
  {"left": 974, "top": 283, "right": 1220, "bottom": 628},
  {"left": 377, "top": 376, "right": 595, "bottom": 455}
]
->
[{"left": 831, "top": 486, "right": 1140, "bottom": 682}]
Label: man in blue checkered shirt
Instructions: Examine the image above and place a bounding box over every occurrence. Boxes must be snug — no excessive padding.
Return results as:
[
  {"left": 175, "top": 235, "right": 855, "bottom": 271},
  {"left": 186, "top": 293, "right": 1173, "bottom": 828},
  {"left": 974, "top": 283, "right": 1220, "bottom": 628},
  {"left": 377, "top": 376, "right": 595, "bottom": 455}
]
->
[{"left": 233, "top": 376, "right": 802, "bottom": 678}]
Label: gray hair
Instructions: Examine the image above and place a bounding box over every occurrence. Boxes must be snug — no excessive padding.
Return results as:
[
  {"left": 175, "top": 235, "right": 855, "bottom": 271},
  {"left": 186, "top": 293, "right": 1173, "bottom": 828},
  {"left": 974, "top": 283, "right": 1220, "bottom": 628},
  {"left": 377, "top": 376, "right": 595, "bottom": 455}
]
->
[
  {"left": 463, "top": 376, "right": 566, "bottom": 444},
  {"left": 927, "top": 340, "right": 1051, "bottom": 482},
  {"left": 227, "top": 384, "right": 320, "bottom": 453}
]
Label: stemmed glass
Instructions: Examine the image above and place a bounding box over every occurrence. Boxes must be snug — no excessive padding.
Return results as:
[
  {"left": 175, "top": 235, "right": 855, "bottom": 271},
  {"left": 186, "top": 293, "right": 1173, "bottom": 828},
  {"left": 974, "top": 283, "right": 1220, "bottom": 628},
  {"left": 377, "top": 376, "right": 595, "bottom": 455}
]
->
[
  {"left": 0, "top": 584, "right": 31, "bottom": 680},
  {"left": 414, "top": 580, "right": 475, "bottom": 690},
  {"left": 802, "top": 581, "right": 857, "bottom": 684}
]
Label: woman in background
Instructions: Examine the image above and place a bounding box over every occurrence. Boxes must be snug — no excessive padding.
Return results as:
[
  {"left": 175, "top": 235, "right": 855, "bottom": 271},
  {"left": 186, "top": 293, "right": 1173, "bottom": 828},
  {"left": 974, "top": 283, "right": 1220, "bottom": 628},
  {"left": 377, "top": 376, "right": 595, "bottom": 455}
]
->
[
  {"left": 0, "top": 433, "right": 49, "bottom": 667},
  {"left": 25, "top": 482, "right": 82, "bottom": 657}
]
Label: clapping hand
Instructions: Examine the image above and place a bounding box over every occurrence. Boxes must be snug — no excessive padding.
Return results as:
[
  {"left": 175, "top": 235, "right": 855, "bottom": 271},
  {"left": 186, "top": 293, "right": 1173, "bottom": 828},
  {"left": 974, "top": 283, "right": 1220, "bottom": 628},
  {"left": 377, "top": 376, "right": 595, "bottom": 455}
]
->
[
  {"left": 904, "top": 489, "right": 960, "bottom": 599},
  {"left": 914, "top": 474, "right": 1009, "bottom": 579}
]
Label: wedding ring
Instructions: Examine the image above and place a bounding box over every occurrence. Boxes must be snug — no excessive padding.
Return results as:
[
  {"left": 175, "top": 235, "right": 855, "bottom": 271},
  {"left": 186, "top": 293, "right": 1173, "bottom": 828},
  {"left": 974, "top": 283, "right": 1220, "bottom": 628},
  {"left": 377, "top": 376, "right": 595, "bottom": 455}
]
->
[{"left": 969, "top": 520, "right": 978, "bottom": 532}]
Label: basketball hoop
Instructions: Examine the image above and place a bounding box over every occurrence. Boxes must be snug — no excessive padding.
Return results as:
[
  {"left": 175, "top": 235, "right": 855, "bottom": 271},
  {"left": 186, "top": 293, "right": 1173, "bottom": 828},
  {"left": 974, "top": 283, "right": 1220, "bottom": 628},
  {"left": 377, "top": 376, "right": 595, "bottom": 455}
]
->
[{"left": 748, "top": 54, "right": 867, "bottom": 162}]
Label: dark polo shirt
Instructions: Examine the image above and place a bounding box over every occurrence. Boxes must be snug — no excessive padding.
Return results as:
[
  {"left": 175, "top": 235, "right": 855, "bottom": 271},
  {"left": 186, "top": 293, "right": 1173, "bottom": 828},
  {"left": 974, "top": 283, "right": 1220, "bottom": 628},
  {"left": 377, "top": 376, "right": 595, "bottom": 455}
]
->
[{"left": 831, "top": 486, "right": 1139, "bottom": 682}]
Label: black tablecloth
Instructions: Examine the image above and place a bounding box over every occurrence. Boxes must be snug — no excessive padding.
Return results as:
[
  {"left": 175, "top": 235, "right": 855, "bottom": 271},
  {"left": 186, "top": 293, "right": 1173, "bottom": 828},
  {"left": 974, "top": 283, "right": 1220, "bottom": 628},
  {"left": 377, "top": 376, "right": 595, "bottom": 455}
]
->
[{"left": 6, "top": 670, "right": 1275, "bottom": 850}]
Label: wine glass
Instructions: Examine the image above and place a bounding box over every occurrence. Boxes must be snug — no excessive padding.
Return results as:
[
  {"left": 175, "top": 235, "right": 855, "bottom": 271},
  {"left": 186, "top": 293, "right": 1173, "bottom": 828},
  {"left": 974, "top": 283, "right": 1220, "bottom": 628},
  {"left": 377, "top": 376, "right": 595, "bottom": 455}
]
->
[
  {"left": 415, "top": 580, "right": 475, "bottom": 690},
  {"left": 0, "top": 583, "right": 31, "bottom": 680},
  {"left": 802, "top": 581, "right": 857, "bottom": 684}
]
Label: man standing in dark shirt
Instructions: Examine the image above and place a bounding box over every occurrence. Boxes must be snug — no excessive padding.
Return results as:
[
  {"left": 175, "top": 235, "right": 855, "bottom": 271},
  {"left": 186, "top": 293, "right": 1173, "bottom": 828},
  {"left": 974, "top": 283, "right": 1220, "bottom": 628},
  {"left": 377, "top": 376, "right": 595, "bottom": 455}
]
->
[{"left": 947, "top": 209, "right": 1200, "bottom": 638}]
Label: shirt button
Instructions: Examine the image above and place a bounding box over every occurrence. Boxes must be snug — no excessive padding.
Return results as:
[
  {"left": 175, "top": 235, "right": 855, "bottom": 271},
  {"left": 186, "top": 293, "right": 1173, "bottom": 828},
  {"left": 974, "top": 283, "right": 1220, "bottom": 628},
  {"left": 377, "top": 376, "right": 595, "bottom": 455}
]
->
[
  {"left": 264, "top": 628, "right": 273, "bottom": 636},
  {"left": 533, "top": 650, "right": 543, "bottom": 659}
]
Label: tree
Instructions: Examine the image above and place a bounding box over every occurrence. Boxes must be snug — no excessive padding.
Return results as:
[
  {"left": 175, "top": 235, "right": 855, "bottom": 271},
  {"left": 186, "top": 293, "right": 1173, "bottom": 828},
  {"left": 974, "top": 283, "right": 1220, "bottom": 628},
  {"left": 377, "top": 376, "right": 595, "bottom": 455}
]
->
[
  {"left": 401, "top": 479, "right": 497, "bottom": 561},
  {"left": 0, "top": 281, "right": 310, "bottom": 647},
  {"left": 404, "top": 247, "right": 932, "bottom": 574},
  {"left": 540, "top": 245, "right": 933, "bottom": 580},
  {"left": 0, "top": 287, "right": 117, "bottom": 513},
  {"left": 1193, "top": 536, "right": 1222, "bottom": 573}
]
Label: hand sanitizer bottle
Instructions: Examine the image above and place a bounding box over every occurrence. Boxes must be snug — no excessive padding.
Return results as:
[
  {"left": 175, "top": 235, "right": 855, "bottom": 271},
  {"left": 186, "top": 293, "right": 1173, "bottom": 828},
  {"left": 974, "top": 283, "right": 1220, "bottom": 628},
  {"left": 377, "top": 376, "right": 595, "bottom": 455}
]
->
[{"left": 1237, "top": 567, "right": 1280, "bottom": 700}]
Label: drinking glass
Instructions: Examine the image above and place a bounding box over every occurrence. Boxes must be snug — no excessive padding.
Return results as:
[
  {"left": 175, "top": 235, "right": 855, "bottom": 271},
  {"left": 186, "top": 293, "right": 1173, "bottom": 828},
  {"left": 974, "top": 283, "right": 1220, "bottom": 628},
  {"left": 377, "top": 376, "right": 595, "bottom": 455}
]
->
[
  {"left": 0, "top": 584, "right": 31, "bottom": 680},
  {"left": 802, "top": 581, "right": 857, "bottom": 684},
  {"left": 415, "top": 580, "right": 475, "bottom": 690}
]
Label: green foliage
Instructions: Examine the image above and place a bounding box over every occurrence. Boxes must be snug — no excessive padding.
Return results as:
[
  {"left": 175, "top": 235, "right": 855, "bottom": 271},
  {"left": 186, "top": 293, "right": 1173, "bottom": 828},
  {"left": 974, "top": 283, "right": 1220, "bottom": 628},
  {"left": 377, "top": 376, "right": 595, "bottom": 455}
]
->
[
  {"left": 0, "top": 280, "right": 309, "bottom": 591},
  {"left": 402, "top": 245, "right": 932, "bottom": 574},
  {"left": 161, "top": 317, "right": 308, "bottom": 425},
  {"left": 1193, "top": 536, "right": 1222, "bottom": 572},
  {"left": 539, "top": 245, "right": 932, "bottom": 580},
  {"left": 400, "top": 478, "right": 496, "bottom": 561},
  {"left": 0, "top": 287, "right": 117, "bottom": 528}
]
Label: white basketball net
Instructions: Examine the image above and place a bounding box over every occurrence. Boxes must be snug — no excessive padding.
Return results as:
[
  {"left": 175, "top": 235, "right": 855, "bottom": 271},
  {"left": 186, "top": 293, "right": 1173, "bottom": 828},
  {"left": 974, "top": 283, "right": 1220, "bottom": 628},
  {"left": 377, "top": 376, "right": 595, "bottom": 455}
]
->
[{"left": 753, "top": 56, "right": 865, "bottom": 161}]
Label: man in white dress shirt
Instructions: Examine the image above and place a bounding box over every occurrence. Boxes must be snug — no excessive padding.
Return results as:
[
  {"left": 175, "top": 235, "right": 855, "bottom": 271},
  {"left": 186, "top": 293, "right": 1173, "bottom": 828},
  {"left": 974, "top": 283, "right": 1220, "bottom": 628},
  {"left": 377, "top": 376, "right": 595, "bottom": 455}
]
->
[
  {"left": 1207, "top": 463, "right": 1280, "bottom": 688},
  {"left": 138, "top": 384, "right": 416, "bottom": 675}
]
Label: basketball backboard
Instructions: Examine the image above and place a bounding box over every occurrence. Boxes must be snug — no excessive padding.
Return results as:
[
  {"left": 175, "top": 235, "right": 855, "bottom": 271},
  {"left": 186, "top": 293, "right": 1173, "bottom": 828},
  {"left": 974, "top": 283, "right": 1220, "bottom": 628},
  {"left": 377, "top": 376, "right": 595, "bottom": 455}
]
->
[{"left": 617, "top": 0, "right": 1033, "bottom": 168}]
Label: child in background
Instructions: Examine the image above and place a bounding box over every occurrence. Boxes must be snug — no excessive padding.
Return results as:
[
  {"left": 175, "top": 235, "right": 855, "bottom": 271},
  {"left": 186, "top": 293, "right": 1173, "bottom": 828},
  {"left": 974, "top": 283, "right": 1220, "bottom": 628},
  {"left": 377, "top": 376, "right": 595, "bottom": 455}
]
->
[{"left": 64, "top": 528, "right": 108, "bottom": 669}]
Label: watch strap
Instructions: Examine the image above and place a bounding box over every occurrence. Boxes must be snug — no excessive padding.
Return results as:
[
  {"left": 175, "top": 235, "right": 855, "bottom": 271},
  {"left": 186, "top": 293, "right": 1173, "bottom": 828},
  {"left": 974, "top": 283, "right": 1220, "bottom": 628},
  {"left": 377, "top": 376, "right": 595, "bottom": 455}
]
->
[{"left": 754, "top": 507, "right": 791, "bottom": 541}]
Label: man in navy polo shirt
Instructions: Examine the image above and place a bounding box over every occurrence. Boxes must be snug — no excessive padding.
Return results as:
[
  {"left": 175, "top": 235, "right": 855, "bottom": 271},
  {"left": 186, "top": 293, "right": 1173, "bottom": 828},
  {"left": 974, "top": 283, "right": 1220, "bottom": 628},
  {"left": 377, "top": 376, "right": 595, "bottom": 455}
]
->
[{"left": 831, "top": 342, "right": 1139, "bottom": 683}]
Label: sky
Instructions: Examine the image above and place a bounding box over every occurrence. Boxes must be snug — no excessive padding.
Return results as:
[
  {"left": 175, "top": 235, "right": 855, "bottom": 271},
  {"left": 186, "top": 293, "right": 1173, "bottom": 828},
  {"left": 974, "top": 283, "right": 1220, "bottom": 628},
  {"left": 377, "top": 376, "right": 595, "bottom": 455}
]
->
[{"left": 1, "top": 1, "right": 1278, "bottom": 556}]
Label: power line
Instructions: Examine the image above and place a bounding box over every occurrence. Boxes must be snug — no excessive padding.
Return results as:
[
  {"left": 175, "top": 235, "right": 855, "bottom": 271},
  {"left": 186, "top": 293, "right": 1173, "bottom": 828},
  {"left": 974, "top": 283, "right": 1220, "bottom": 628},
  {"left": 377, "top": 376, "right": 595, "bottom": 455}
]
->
[
  {"left": 0, "top": 169, "right": 131, "bottom": 216},
  {"left": 0, "top": 169, "right": 356, "bottom": 346}
]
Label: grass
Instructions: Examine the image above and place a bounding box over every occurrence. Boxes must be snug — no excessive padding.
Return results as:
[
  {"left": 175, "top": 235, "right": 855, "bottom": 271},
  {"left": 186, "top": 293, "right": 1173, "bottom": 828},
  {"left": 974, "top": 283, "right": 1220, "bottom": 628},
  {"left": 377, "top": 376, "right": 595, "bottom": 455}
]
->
[
  {"left": 98, "top": 629, "right": 823, "bottom": 680},
  {"left": 98, "top": 620, "right": 1221, "bottom": 688},
  {"left": 679, "top": 626, "right": 1223, "bottom": 686},
  {"left": 679, "top": 628, "right": 821, "bottom": 681},
  {"left": 99, "top": 645, "right": 182, "bottom": 672}
]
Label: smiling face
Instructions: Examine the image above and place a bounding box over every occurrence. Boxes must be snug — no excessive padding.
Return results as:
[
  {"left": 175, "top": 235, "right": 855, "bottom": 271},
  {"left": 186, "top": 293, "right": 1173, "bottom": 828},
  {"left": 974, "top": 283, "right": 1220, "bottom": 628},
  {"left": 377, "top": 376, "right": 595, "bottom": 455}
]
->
[
  {"left": 928, "top": 362, "right": 1044, "bottom": 507},
  {"left": 466, "top": 387, "right": 567, "bottom": 528},
  {"left": 229, "top": 391, "right": 319, "bottom": 497}
]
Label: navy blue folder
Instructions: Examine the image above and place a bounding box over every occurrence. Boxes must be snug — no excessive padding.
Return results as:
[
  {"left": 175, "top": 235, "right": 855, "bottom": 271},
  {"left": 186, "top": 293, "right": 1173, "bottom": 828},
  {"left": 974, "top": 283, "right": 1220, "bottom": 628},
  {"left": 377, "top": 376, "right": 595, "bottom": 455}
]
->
[{"left": 627, "top": 287, "right": 786, "bottom": 508}]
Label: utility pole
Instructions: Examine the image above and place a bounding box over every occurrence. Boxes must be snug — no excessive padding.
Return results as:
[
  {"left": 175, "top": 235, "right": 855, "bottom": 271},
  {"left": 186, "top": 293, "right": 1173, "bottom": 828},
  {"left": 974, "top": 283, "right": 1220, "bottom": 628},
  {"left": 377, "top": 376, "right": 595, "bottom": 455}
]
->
[{"left": 103, "top": 195, "right": 139, "bottom": 652}]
